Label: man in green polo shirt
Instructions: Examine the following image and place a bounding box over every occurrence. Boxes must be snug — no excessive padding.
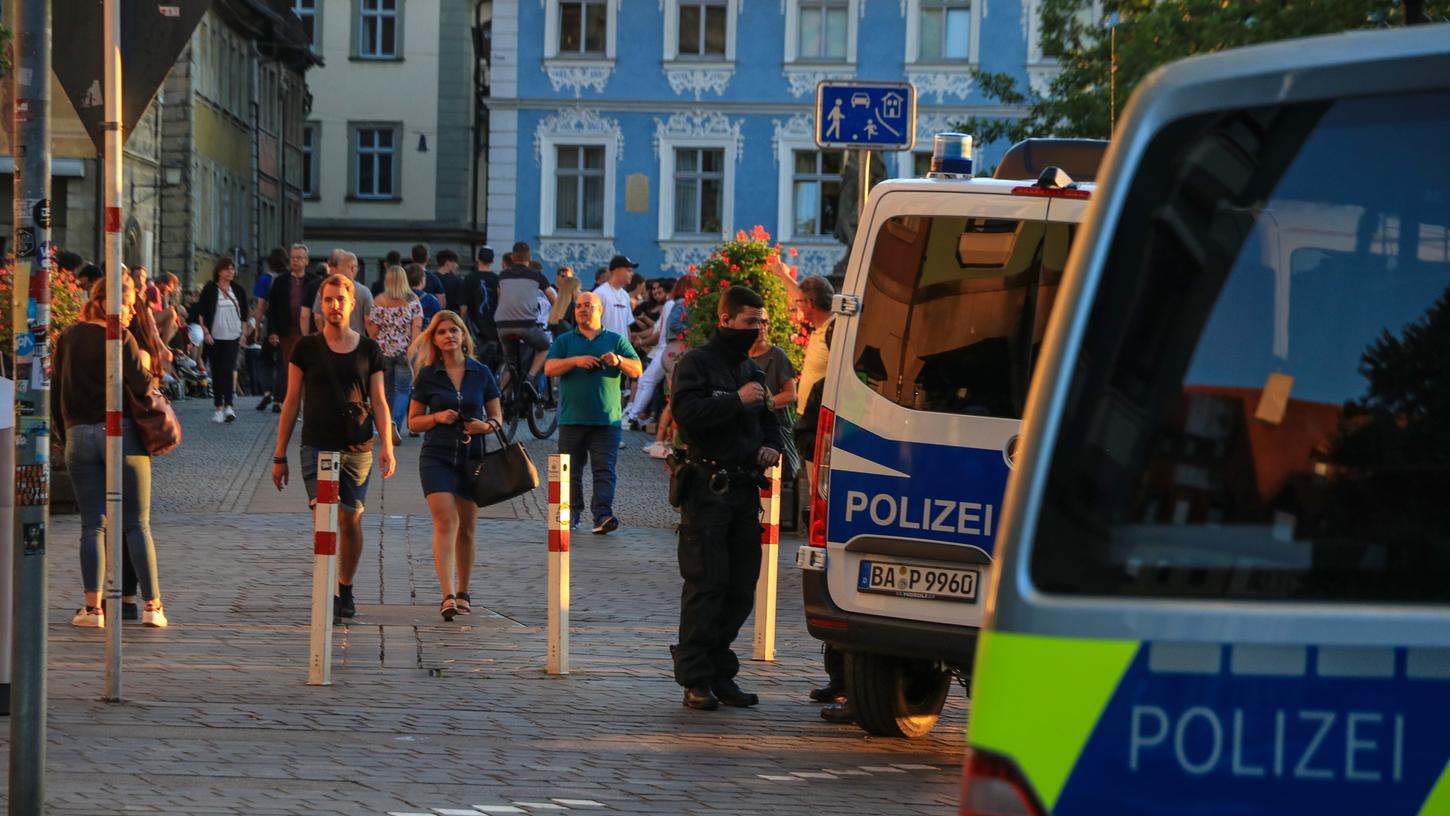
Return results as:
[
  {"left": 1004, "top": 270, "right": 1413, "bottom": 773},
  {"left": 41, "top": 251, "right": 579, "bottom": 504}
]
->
[{"left": 543, "top": 291, "right": 643, "bottom": 534}]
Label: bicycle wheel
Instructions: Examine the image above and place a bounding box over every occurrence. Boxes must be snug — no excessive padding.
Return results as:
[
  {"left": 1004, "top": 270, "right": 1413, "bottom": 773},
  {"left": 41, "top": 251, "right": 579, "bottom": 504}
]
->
[
  {"left": 528, "top": 375, "right": 560, "bottom": 439},
  {"left": 498, "top": 363, "right": 521, "bottom": 443}
]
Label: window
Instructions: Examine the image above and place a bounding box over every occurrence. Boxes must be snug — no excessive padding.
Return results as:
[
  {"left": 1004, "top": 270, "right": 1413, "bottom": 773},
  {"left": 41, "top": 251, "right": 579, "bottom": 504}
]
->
[
  {"left": 558, "top": 0, "right": 607, "bottom": 55},
  {"left": 797, "top": 0, "right": 848, "bottom": 60},
  {"left": 302, "top": 124, "right": 318, "bottom": 199},
  {"left": 672, "top": 148, "right": 724, "bottom": 235},
  {"left": 351, "top": 125, "right": 399, "bottom": 199},
  {"left": 678, "top": 0, "right": 726, "bottom": 57},
  {"left": 554, "top": 145, "right": 606, "bottom": 233},
  {"left": 918, "top": 0, "right": 970, "bottom": 60},
  {"left": 791, "top": 150, "right": 842, "bottom": 237},
  {"left": 1029, "top": 90, "right": 1450, "bottom": 602},
  {"left": 358, "top": 0, "right": 399, "bottom": 59},
  {"left": 852, "top": 212, "right": 1072, "bottom": 416},
  {"left": 912, "top": 151, "right": 933, "bottom": 177},
  {"left": 293, "top": 0, "right": 318, "bottom": 49}
]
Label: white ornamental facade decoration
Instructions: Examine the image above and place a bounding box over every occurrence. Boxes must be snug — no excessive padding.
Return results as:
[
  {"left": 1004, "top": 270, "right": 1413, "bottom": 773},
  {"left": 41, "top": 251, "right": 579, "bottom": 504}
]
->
[
  {"left": 544, "top": 64, "right": 613, "bottom": 97},
  {"left": 665, "top": 66, "right": 735, "bottom": 100},
  {"left": 653, "top": 110, "right": 745, "bottom": 161},
  {"left": 783, "top": 68, "right": 855, "bottom": 98},
  {"left": 770, "top": 113, "right": 815, "bottom": 159},
  {"left": 914, "top": 112, "right": 962, "bottom": 144},
  {"left": 534, "top": 108, "right": 625, "bottom": 166},
  {"left": 537, "top": 239, "right": 621, "bottom": 271},
  {"left": 792, "top": 245, "right": 844, "bottom": 279},
  {"left": 661, "top": 244, "right": 715, "bottom": 275},
  {"left": 906, "top": 70, "right": 975, "bottom": 102}
]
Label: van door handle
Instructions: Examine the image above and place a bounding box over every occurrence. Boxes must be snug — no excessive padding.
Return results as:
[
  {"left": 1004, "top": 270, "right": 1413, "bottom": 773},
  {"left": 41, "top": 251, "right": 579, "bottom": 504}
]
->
[{"left": 832, "top": 294, "right": 860, "bottom": 316}]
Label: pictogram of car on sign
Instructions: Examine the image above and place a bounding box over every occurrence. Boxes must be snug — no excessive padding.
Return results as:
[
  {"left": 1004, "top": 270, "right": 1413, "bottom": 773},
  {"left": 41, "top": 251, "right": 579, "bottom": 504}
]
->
[{"left": 850, "top": 92, "right": 871, "bottom": 107}]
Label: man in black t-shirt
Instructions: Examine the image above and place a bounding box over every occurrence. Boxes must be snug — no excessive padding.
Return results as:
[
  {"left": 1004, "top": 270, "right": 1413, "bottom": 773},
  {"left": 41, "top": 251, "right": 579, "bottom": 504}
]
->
[{"left": 271, "top": 274, "right": 395, "bottom": 622}]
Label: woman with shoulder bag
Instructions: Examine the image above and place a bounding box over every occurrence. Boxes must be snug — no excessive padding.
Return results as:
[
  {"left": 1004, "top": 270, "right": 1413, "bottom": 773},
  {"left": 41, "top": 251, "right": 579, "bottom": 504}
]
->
[
  {"left": 407, "top": 311, "right": 503, "bottom": 621},
  {"left": 53, "top": 273, "right": 169, "bottom": 629},
  {"left": 193, "top": 256, "right": 249, "bottom": 423}
]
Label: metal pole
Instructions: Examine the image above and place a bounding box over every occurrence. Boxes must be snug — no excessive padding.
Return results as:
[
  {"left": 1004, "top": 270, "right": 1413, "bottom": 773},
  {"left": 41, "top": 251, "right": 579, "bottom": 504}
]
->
[
  {"left": 547, "top": 454, "right": 570, "bottom": 675},
  {"left": 9, "top": 0, "right": 52, "bottom": 806},
  {"left": 752, "top": 464, "right": 781, "bottom": 661},
  {"left": 1109, "top": 25, "right": 1117, "bottom": 135},
  {"left": 858, "top": 149, "right": 870, "bottom": 229},
  {"left": 307, "top": 451, "right": 339, "bottom": 686},
  {"left": 102, "top": 0, "right": 125, "bottom": 703},
  {"left": 0, "top": 424, "right": 14, "bottom": 716}
]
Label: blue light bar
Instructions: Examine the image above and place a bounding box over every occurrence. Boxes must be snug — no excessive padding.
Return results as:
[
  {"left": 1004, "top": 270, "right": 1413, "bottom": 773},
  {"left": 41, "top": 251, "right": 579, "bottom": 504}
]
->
[{"left": 930, "top": 132, "right": 973, "bottom": 176}]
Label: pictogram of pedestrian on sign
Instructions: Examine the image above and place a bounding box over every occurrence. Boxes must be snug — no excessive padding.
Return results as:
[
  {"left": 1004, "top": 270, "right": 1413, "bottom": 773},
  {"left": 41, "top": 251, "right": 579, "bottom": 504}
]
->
[{"left": 825, "top": 99, "right": 846, "bottom": 141}]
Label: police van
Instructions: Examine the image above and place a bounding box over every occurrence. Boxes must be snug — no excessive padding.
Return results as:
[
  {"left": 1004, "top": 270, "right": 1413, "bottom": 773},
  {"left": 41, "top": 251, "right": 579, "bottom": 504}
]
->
[
  {"left": 796, "top": 133, "right": 1100, "bottom": 737},
  {"left": 961, "top": 23, "right": 1450, "bottom": 815}
]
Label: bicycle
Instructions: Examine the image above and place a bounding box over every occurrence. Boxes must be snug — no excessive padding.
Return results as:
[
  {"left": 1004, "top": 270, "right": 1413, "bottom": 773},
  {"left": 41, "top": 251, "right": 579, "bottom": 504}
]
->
[{"left": 493, "top": 335, "right": 559, "bottom": 442}]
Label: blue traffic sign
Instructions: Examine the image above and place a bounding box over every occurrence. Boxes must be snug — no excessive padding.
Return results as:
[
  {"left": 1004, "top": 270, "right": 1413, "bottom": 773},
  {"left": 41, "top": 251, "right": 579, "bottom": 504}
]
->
[{"left": 815, "top": 81, "right": 916, "bottom": 150}]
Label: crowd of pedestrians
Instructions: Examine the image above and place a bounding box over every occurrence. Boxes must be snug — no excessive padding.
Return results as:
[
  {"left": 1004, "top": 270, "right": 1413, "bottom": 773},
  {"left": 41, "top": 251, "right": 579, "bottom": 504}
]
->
[{"left": 48, "top": 238, "right": 851, "bottom": 724}]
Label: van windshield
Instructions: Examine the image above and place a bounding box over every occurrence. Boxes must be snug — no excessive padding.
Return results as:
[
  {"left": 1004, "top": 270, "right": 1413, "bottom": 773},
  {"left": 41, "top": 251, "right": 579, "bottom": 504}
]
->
[
  {"left": 1029, "top": 90, "right": 1450, "bottom": 602},
  {"left": 853, "top": 214, "right": 1071, "bottom": 419}
]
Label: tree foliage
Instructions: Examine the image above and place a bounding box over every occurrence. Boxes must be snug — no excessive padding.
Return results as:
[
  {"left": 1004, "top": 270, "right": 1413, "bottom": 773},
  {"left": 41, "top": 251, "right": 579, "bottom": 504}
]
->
[
  {"left": 683, "top": 227, "right": 808, "bottom": 371},
  {"left": 961, "top": 0, "right": 1449, "bottom": 142}
]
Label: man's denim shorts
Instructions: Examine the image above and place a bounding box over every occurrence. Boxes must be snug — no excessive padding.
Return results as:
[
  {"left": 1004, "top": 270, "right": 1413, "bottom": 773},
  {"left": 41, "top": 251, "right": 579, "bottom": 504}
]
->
[{"left": 301, "top": 445, "right": 374, "bottom": 513}]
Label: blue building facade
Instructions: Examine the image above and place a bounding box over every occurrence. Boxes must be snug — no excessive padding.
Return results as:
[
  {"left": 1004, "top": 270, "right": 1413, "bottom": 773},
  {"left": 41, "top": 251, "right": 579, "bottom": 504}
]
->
[{"left": 487, "top": 0, "right": 1048, "bottom": 277}]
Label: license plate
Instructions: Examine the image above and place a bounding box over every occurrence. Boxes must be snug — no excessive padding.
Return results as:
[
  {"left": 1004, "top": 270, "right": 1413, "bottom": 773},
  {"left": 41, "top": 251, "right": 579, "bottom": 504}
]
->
[{"left": 857, "top": 560, "right": 979, "bottom": 603}]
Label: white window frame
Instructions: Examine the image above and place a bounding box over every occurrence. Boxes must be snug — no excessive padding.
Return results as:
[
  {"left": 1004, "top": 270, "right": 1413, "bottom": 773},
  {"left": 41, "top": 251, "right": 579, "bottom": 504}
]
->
[
  {"left": 302, "top": 123, "right": 319, "bottom": 200},
  {"left": 540, "top": 136, "right": 617, "bottom": 238},
  {"left": 663, "top": 0, "right": 737, "bottom": 63},
  {"left": 544, "top": 0, "right": 618, "bottom": 60},
  {"left": 292, "top": 0, "right": 319, "bottom": 49},
  {"left": 354, "top": 126, "right": 398, "bottom": 200},
  {"left": 658, "top": 139, "right": 734, "bottom": 242},
  {"left": 783, "top": 0, "right": 859, "bottom": 65},
  {"left": 776, "top": 138, "right": 842, "bottom": 244},
  {"left": 905, "top": 0, "right": 980, "bottom": 66},
  {"left": 1027, "top": 0, "right": 1104, "bottom": 65},
  {"left": 358, "top": 0, "right": 399, "bottom": 60}
]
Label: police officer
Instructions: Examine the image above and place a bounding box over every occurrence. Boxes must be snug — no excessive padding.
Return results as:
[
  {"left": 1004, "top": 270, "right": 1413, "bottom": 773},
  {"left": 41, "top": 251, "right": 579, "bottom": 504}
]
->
[{"left": 669, "top": 285, "right": 784, "bottom": 710}]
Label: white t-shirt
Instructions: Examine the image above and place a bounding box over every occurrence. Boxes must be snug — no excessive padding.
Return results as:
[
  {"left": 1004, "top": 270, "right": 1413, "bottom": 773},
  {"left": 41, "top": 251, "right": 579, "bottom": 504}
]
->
[
  {"left": 593, "top": 282, "right": 633, "bottom": 338},
  {"left": 796, "top": 314, "right": 835, "bottom": 415},
  {"left": 213, "top": 286, "right": 243, "bottom": 341}
]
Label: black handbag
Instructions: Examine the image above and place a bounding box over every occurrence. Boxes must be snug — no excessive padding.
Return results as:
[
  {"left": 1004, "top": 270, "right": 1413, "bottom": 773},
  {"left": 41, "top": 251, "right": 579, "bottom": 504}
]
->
[{"left": 470, "top": 427, "right": 540, "bottom": 508}]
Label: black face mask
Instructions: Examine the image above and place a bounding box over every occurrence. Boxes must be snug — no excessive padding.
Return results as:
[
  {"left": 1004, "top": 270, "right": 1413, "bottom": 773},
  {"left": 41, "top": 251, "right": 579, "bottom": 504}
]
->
[{"left": 715, "top": 326, "right": 758, "bottom": 359}]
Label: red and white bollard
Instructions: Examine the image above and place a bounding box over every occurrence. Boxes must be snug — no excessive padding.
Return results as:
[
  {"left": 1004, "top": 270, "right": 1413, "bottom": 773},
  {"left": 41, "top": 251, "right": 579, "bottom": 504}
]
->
[
  {"left": 307, "top": 451, "right": 341, "bottom": 686},
  {"left": 753, "top": 464, "right": 782, "bottom": 661},
  {"left": 547, "top": 454, "right": 571, "bottom": 675}
]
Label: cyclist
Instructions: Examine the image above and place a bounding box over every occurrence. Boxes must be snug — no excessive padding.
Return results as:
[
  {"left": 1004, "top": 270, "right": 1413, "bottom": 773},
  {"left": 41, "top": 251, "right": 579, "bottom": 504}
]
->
[{"left": 494, "top": 241, "right": 556, "bottom": 395}]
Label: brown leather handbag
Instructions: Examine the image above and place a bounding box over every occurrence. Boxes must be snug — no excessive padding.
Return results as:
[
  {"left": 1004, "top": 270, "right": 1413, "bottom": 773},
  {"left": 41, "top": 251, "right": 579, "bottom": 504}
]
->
[{"left": 126, "top": 388, "right": 183, "bottom": 456}]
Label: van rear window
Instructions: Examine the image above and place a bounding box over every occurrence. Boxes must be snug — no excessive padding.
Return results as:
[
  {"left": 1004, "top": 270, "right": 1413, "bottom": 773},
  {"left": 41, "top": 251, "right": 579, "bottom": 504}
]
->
[
  {"left": 1030, "top": 91, "right": 1450, "bottom": 602},
  {"left": 853, "top": 214, "right": 1071, "bottom": 419}
]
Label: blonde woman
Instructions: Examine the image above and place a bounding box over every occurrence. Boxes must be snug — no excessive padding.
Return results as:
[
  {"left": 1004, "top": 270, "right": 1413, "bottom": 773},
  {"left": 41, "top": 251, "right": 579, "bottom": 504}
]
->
[
  {"left": 547, "top": 267, "right": 581, "bottom": 335},
  {"left": 368, "top": 265, "right": 423, "bottom": 439},
  {"left": 407, "top": 311, "right": 503, "bottom": 620}
]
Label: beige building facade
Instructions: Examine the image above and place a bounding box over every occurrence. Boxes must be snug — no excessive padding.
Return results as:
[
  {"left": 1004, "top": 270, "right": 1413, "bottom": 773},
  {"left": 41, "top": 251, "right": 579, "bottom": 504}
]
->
[{"left": 297, "top": 0, "right": 486, "bottom": 281}]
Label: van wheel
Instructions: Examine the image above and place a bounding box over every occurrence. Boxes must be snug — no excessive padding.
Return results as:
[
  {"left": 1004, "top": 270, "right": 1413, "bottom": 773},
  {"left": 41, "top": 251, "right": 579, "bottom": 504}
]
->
[{"left": 846, "top": 652, "right": 951, "bottom": 738}]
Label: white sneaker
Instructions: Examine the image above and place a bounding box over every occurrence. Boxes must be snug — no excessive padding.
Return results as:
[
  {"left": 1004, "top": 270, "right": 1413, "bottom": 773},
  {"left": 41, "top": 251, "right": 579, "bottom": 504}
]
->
[
  {"left": 141, "top": 602, "right": 169, "bottom": 629},
  {"left": 223, "top": 406, "right": 236, "bottom": 422},
  {"left": 72, "top": 607, "right": 104, "bottom": 628},
  {"left": 212, "top": 408, "right": 226, "bottom": 424}
]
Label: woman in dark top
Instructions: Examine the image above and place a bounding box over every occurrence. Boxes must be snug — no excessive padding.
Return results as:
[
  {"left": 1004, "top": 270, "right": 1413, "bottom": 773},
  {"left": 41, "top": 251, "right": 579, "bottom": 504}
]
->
[
  {"left": 192, "top": 256, "right": 250, "bottom": 423},
  {"left": 407, "top": 310, "right": 503, "bottom": 621},
  {"left": 53, "top": 274, "right": 169, "bottom": 629}
]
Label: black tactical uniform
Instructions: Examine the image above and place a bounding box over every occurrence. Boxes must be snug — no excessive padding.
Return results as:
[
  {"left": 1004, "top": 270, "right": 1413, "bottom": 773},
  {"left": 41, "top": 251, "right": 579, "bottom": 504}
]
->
[{"left": 669, "top": 328, "right": 783, "bottom": 702}]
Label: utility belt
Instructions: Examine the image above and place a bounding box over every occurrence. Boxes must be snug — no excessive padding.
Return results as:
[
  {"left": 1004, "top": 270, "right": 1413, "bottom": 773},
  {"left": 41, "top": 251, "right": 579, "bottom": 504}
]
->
[{"left": 667, "top": 453, "right": 767, "bottom": 507}]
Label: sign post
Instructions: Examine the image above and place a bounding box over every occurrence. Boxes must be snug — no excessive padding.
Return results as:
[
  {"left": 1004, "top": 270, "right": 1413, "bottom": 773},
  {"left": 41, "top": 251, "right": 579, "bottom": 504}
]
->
[
  {"left": 307, "top": 452, "right": 341, "bottom": 686},
  {"left": 814, "top": 81, "right": 917, "bottom": 220},
  {"left": 753, "top": 465, "right": 782, "bottom": 661},
  {"left": 547, "top": 454, "right": 571, "bottom": 675},
  {"left": 9, "top": 0, "right": 52, "bottom": 807}
]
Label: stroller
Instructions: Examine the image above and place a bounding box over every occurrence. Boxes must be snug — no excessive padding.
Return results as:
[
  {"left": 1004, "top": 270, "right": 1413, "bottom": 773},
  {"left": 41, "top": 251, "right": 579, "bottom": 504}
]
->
[{"left": 169, "top": 323, "right": 212, "bottom": 400}]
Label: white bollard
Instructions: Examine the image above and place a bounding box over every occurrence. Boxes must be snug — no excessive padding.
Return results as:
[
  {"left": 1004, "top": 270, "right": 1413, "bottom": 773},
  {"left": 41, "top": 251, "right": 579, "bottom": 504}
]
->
[
  {"left": 307, "top": 451, "right": 340, "bottom": 686},
  {"left": 547, "top": 454, "right": 571, "bottom": 675},
  {"left": 753, "top": 464, "right": 782, "bottom": 661}
]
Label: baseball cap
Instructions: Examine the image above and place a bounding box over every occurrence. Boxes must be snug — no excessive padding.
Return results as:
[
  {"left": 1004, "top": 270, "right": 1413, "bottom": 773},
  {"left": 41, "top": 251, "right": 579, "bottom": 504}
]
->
[
  {"left": 608, "top": 254, "right": 640, "bottom": 270},
  {"left": 476, "top": 245, "right": 495, "bottom": 264}
]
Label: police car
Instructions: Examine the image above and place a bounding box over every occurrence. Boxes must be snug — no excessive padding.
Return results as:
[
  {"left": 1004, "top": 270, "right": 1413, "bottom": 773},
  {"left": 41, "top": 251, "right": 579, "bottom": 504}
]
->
[
  {"left": 797, "top": 133, "right": 1102, "bottom": 737},
  {"left": 962, "top": 22, "right": 1450, "bottom": 815}
]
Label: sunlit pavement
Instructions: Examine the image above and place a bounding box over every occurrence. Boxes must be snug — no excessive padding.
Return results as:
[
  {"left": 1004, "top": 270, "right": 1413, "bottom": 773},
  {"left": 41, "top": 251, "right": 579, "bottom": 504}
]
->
[{"left": 5, "top": 397, "right": 965, "bottom": 815}]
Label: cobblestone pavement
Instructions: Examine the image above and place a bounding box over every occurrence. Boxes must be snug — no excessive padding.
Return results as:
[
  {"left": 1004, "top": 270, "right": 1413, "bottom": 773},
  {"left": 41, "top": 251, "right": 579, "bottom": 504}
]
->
[{"left": 10, "top": 396, "right": 966, "bottom": 815}]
